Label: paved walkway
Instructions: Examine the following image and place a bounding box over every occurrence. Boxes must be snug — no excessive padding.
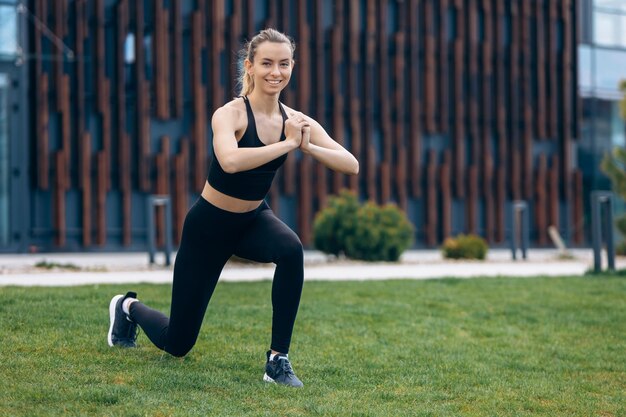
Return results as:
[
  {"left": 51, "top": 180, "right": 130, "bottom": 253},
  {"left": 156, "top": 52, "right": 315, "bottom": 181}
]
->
[{"left": 0, "top": 248, "right": 619, "bottom": 287}]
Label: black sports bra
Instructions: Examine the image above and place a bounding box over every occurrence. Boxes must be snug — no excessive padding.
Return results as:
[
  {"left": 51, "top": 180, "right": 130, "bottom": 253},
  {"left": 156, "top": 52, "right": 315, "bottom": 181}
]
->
[{"left": 207, "top": 96, "right": 288, "bottom": 201}]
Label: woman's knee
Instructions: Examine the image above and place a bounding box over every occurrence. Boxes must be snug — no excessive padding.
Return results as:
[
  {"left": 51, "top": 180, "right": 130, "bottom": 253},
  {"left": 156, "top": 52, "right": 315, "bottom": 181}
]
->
[{"left": 165, "top": 339, "right": 197, "bottom": 358}]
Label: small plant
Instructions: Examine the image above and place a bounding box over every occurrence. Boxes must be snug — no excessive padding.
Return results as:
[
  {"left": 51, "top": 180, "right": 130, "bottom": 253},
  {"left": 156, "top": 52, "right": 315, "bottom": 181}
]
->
[
  {"left": 34, "top": 260, "right": 81, "bottom": 271},
  {"left": 313, "top": 190, "right": 415, "bottom": 262},
  {"left": 441, "top": 234, "right": 488, "bottom": 260}
]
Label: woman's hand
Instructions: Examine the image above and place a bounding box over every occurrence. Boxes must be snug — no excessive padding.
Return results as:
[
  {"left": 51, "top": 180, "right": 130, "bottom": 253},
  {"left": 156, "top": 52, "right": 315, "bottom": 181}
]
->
[
  {"left": 300, "top": 125, "right": 311, "bottom": 153},
  {"left": 284, "top": 113, "right": 309, "bottom": 150}
]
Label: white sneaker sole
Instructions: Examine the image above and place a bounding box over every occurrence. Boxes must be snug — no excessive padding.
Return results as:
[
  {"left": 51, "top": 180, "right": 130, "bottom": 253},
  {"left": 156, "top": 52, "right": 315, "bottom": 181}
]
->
[
  {"left": 107, "top": 294, "right": 124, "bottom": 347},
  {"left": 263, "top": 373, "right": 276, "bottom": 384}
]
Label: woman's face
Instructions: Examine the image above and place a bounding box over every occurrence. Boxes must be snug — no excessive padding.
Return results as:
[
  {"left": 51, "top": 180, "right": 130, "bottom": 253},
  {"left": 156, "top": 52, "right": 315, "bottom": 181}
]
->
[{"left": 246, "top": 41, "right": 294, "bottom": 94}]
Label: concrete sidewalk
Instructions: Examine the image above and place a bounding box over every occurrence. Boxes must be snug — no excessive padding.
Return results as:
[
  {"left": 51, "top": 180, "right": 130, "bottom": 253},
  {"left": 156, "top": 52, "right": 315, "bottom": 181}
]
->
[
  {"left": 0, "top": 248, "right": 618, "bottom": 287},
  {"left": 0, "top": 249, "right": 619, "bottom": 287}
]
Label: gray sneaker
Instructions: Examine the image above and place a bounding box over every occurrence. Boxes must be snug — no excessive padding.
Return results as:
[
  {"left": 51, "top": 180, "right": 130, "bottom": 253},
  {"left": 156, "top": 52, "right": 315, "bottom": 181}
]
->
[
  {"left": 263, "top": 351, "right": 304, "bottom": 388},
  {"left": 107, "top": 292, "right": 138, "bottom": 348}
]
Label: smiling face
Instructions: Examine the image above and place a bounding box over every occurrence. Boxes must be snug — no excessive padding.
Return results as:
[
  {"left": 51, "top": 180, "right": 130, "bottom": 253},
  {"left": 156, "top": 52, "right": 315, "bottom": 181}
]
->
[{"left": 245, "top": 41, "right": 294, "bottom": 95}]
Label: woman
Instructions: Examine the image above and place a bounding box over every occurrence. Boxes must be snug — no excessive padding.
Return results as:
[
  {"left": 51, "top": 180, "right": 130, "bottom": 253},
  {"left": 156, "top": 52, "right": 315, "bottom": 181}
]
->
[{"left": 107, "top": 28, "right": 359, "bottom": 388}]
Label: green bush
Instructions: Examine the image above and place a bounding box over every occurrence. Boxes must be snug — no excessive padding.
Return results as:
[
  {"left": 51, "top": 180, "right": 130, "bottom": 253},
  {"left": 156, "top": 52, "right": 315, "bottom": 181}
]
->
[
  {"left": 313, "top": 190, "right": 415, "bottom": 262},
  {"left": 441, "top": 234, "right": 488, "bottom": 260},
  {"left": 312, "top": 190, "right": 360, "bottom": 257}
]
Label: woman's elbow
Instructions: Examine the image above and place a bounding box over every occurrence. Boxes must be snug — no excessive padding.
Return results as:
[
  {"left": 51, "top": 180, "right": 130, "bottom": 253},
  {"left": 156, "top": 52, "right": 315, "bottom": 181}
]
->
[{"left": 347, "top": 158, "right": 359, "bottom": 176}]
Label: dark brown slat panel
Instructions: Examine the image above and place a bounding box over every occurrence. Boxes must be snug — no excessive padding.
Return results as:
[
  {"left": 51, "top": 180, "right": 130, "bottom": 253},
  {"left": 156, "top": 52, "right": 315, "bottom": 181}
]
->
[
  {"left": 95, "top": 0, "right": 106, "bottom": 114},
  {"left": 536, "top": 0, "right": 547, "bottom": 138},
  {"left": 495, "top": 167, "right": 506, "bottom": 242},
  {"left": 467, "top": 166, "right": 478, "bottom": 234},
  {"left": 348, "top": 0, "right": 361, "bottom": 192},
  {"left": 483, "top": 152, "right": 495, "bottom": 242},
  {"left": 426, "top": 150, "right": 438, "bottom": 246},
  {"left": 172, "top": 0, "right": 184, "bottom": 118},
  {"left": 395, "top": 31, "right": 408, "bottom": 211},
  {"left": 117, "top": 0, "right": 131, "bottom": 246},
  {"left": 38, "top": 73, "right": 49, "bottom": 189},
  {"left": 331, "top": 2, "right": 346, "bottom": 194},
  {"left": 468, "top": 0, "right": 480, "bottom": 168},
  {"left": 572, "top": 169, "right": 584, "bottom": 245},
  {"left": 378, "top": 0, "right": 391, "bottom": 203},
  {"left": 509, "top": 0, "right": 520, "bottom": 200},
  {"left": 440, "top": 150, "right": 452, "bottom": 240},
  {"left": 156, "top": 137, "right": 170, "bottom": 248},
  {"left": 438, "top": 0, "right": 449, "bottom": 133},
  {"left": 535, "top": 154, "right": 548, "bottom": 245},
  {"left": 281, "top": 0, "right": 296, "bottom": 195},
  {"left": 408, "top": 0, "right": 422, "bottom": 198},
  {"left": 560, "top": 0, "right": 572, "bottom": 203},
  {"left": 81, "top": 133, "right": 92, "bottom": 246},
  {"left": 211, "top": 1, "right": 225, "bottom": 111},
  {"left": 54, "top": 0, "right": 65, "bottom": 112},
  {"left": 424, "top": 0, "right": 437, "bottom": 134},
  {"left": 102, "top": 80, "right": 111, "bottom": 191},
  {"left": 521, "top": 0, "right": 533, "bottom": 199},
  {"left": 96, "top": 151, "right": 107, "bottom": 246},
  {"left": 136, "top": 0, "right": 151, "bottom": 192},
  {"left": 54, "top": 151, "right": 67, "bottom": 247},
  {"left": 60, "top": 74, "right": 71, "bottom": 187},
  {"left": 191, "top": 10, "right": 207, "bottom": 191},
  {"left": 453, "top": 0, "right": 465, "bottom": 198},
  {"left": 363, "top": 0, "right": 376, "bottom": 201},
  {"left": 154, "top": 0, "right": 170, "bottom": 119},
  {"left": 75, "top": 0, "right": 86, "bottom": 190},
  {"left": 548, "top": 155, "right": 560, "bottom": 229},
  {"left": 297, "top": 0, "right": 313, "bottom": 245},
  {"left": 481, "top": 0, "right": 494, "bottom": 242},
  {"left": 173, "top": 139, "right": 189, "bottom": 245},
  {"left": 313, "top": 1, "right": 328, "bottom": 208},
  {"left": 229, "top": 0, "right": 242, "bottom": 99},
  {"left": 547, "top": 0, "right": 558, "bottom": 138}
]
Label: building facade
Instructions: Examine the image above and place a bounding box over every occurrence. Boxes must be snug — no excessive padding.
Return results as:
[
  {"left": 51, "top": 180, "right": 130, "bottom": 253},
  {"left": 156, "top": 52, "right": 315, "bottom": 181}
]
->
[{"left": 0, "top": 0, "right": 584, "bottom": 253}]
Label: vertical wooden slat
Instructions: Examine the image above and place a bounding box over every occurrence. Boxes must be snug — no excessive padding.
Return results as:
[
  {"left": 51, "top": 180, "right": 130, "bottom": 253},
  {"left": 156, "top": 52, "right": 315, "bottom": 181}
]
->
[
  {"left": 75, "top": 0, "right": 86, "bottom": 190},
  {"left": 378, "top": 0, "right": 391, "bottom": 203},
  {"left": 136, "top": 0, "right": 151, "bottom": 192},
  {"left": 438, "top": 0, "right": 449, "bottom": 133},
  {"left": 364, "top": 0, "right": 377, "bottom": 201},
  {"left": 423, "top": 0, "right": 437, "bottom": 133},
  {"left": 467, "top": 166, "right": 478, "bottom": 234},
  {"left": 509, "top": 0, "right": 521, "bottom": 200},
  {"left": 395, "top": 29, "right": 408, "bottom": 210},
  {"left": 38, "top": 73, "right": 49, "bottom": 189},
  {"left": 211, "top": 1, "right": 225, "bottom": 110},
  {"left": 453, "top": 0, "right": 465, "bottom": 198},
  {"left": 440, "top": 150, "right": 452, "bottom": 240},
  {"left": 53, "top": 151, "right": 67, "bottom": 247},
  {"left": 191, "top": 10, "right": 206, "bottom": 191},
  {"left": 536, "top": 0, "right": 547, "bottom": 138},
  {"left": 117, "top": 0, "right": 131, "bottom": 246},
  {"left": 535, "top": 154, "right": 548, "bottom": 245},
  {"left": 230, "top": 0, "right": 243, "bottom": 98},
  {"left": 572, "top": 169, "right": 584, "bottom": 245},
  {"left": 313, "top": 0, "right": 328, "bottom": 209},
  {"left": 156, "top": 137, "right": 170, "bottom": 248},
  {"left": 560, "top": 0, "right": 573, "bottom": 204},
  {"left": 548, "top": 155, "right": 560, "bottom": 230},
  {"left": 426, "top": 150, "right": 438, "bottom": 246},
  {"left": 54, "top": 0, "right": 65, "bottom": 112},
  {"left": 348, "top": 0, "right": 362, "bottom": 193},
  {"left": 173, "top": 139, "right": 189, "bottom": 245},
  {"left": 521, "top": 0, "right": 533, "bottom": 200},
  {"left": 482, "top": 0, "right": 494, "bottom": 242},
  {"left": 81, "top": 133, "right": 92, "bottom": 246},
  {"left": 96, "top": 151, "right": 107, "bottom": 246},
  {"left": 172, "top": 0, "right": 184, "bottom": 118},
  {"left": 409, "top": 0, "right": 422, "bottom": 198},
  {"left": 154, "top": 0, "right": 170, "bottom": 119},
  {"left": 331, "top": 2, "right": 345, "bottom": 194},
  {"left": 547, "top": 0, "right": 558, "bottom": 138},
  {"left": 495, "top": 167, "right": 506, "bottom": 242}
]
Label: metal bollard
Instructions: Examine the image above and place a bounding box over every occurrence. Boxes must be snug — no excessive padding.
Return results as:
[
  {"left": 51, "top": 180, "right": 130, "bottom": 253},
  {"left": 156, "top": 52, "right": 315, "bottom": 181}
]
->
[
  {"left": 510, "top": 200, "right": 529, "bottom": 260},
  {"left": 146, "top": 195, "right": 173, "bottom": 266},
  {"left": 590, "top": 191, "right": 615, "bottom": 273}
]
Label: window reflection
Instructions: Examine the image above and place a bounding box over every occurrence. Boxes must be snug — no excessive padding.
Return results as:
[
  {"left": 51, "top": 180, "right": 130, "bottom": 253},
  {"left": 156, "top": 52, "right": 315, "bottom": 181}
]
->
[
  {"left": 595, "top": 0, "right": 626, "bottom": 12},
  {"left": 0, "top": 5, "right": 18, "bottom": 57},
  {"left": 594, "top": 48, "right": 626, "bottom": 92}
]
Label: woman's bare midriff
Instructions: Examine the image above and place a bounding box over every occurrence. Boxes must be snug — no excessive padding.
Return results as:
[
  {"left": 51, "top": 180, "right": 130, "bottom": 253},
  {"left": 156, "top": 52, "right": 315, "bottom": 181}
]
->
[{"left": 201, "top": 181, "right": 263, "bottom": 213}]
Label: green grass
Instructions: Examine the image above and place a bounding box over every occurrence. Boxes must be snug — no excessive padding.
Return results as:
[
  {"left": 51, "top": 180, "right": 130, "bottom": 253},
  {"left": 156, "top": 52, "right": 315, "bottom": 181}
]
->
[{"left": 1, "top": 276, "right": 625, "bottom": 417}]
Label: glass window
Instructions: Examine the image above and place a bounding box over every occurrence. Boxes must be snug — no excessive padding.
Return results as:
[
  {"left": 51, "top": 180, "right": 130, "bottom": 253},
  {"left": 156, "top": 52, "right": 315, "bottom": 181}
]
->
[
  {"left": 0, "top": 5, "right": 18, "bottom": 57},
  {"left": 579, "top": 45, "right": 593, "bottom": 90},
  {"left": 594, "top": 48, "right": 626, "bottom": 92},
  {"left": 595, "top": 0, "right": 626, "bottom": 12}
]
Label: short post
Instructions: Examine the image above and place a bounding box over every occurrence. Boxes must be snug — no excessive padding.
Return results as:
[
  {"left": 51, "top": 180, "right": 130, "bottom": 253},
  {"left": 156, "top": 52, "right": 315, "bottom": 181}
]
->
[
  {"left": 146, "top": 195, "right": 173, "bottom": 266},
  {"left": 510, "top": 200, "right": 529, "bottom": 260},
  {"left": 591, "top": 191, "right": 615, "bottom": 273}
]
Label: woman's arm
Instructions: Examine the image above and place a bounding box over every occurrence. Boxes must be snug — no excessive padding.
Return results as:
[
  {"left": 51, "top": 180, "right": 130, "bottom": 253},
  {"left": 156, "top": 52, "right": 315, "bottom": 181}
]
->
[
  {"left": 211, "top": 106, "right": 306, "bottom": 173},
  {"left": 297, "top": 114, "right": 359, "bottom": 175}
]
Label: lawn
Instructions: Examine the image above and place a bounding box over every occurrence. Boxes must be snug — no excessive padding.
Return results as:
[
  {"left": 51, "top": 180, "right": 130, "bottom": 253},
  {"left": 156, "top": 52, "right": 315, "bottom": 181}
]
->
[{"left": 0, "top": 276, "right": 624, "bottom": 417}]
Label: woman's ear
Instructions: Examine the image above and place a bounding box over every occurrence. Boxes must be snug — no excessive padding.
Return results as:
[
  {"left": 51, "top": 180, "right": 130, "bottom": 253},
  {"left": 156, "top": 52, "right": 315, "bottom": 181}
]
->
[{"left": 244, "top": 58, "right": 253, "bottom": 75}]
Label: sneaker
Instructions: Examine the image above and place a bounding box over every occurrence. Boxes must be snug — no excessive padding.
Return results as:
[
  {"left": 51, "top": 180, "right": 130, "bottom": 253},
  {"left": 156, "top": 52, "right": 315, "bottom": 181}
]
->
[
  {"left": 263, "top": 350, "right": 304, "bottom": 387},
  {"left": 107, "top": 292, "right": 139, "bottom": 348}
]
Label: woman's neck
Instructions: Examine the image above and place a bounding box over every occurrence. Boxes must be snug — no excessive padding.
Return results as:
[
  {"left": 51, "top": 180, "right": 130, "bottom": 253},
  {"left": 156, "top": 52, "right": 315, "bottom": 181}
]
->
[{"left": 247, "top": 91, "right": 280, "bottom": 116}]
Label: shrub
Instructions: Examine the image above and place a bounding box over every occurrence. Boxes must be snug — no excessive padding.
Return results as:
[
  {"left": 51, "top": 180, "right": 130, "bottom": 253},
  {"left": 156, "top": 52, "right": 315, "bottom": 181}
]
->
[
  {"left": 313, "top": 190, "right": 415, "bottom": 262},
  {"left": 312, "top": 190, "right": 360, "bottom": 257},
  {"left": 441, "top": 234, "right": 488, "bottom": 260}
]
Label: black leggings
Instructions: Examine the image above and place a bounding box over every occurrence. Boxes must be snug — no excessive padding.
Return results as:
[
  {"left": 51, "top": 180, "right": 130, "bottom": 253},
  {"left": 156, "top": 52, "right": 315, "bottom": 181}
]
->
[{"left": 129, "top": 197, "right": 304, "bottom": 357}]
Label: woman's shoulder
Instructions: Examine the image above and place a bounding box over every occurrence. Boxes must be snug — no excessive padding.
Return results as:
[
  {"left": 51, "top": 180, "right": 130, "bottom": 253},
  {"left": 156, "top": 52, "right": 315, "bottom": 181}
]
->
[{"left": 212, "top": 98, "right": 247, "bottom": 128}]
